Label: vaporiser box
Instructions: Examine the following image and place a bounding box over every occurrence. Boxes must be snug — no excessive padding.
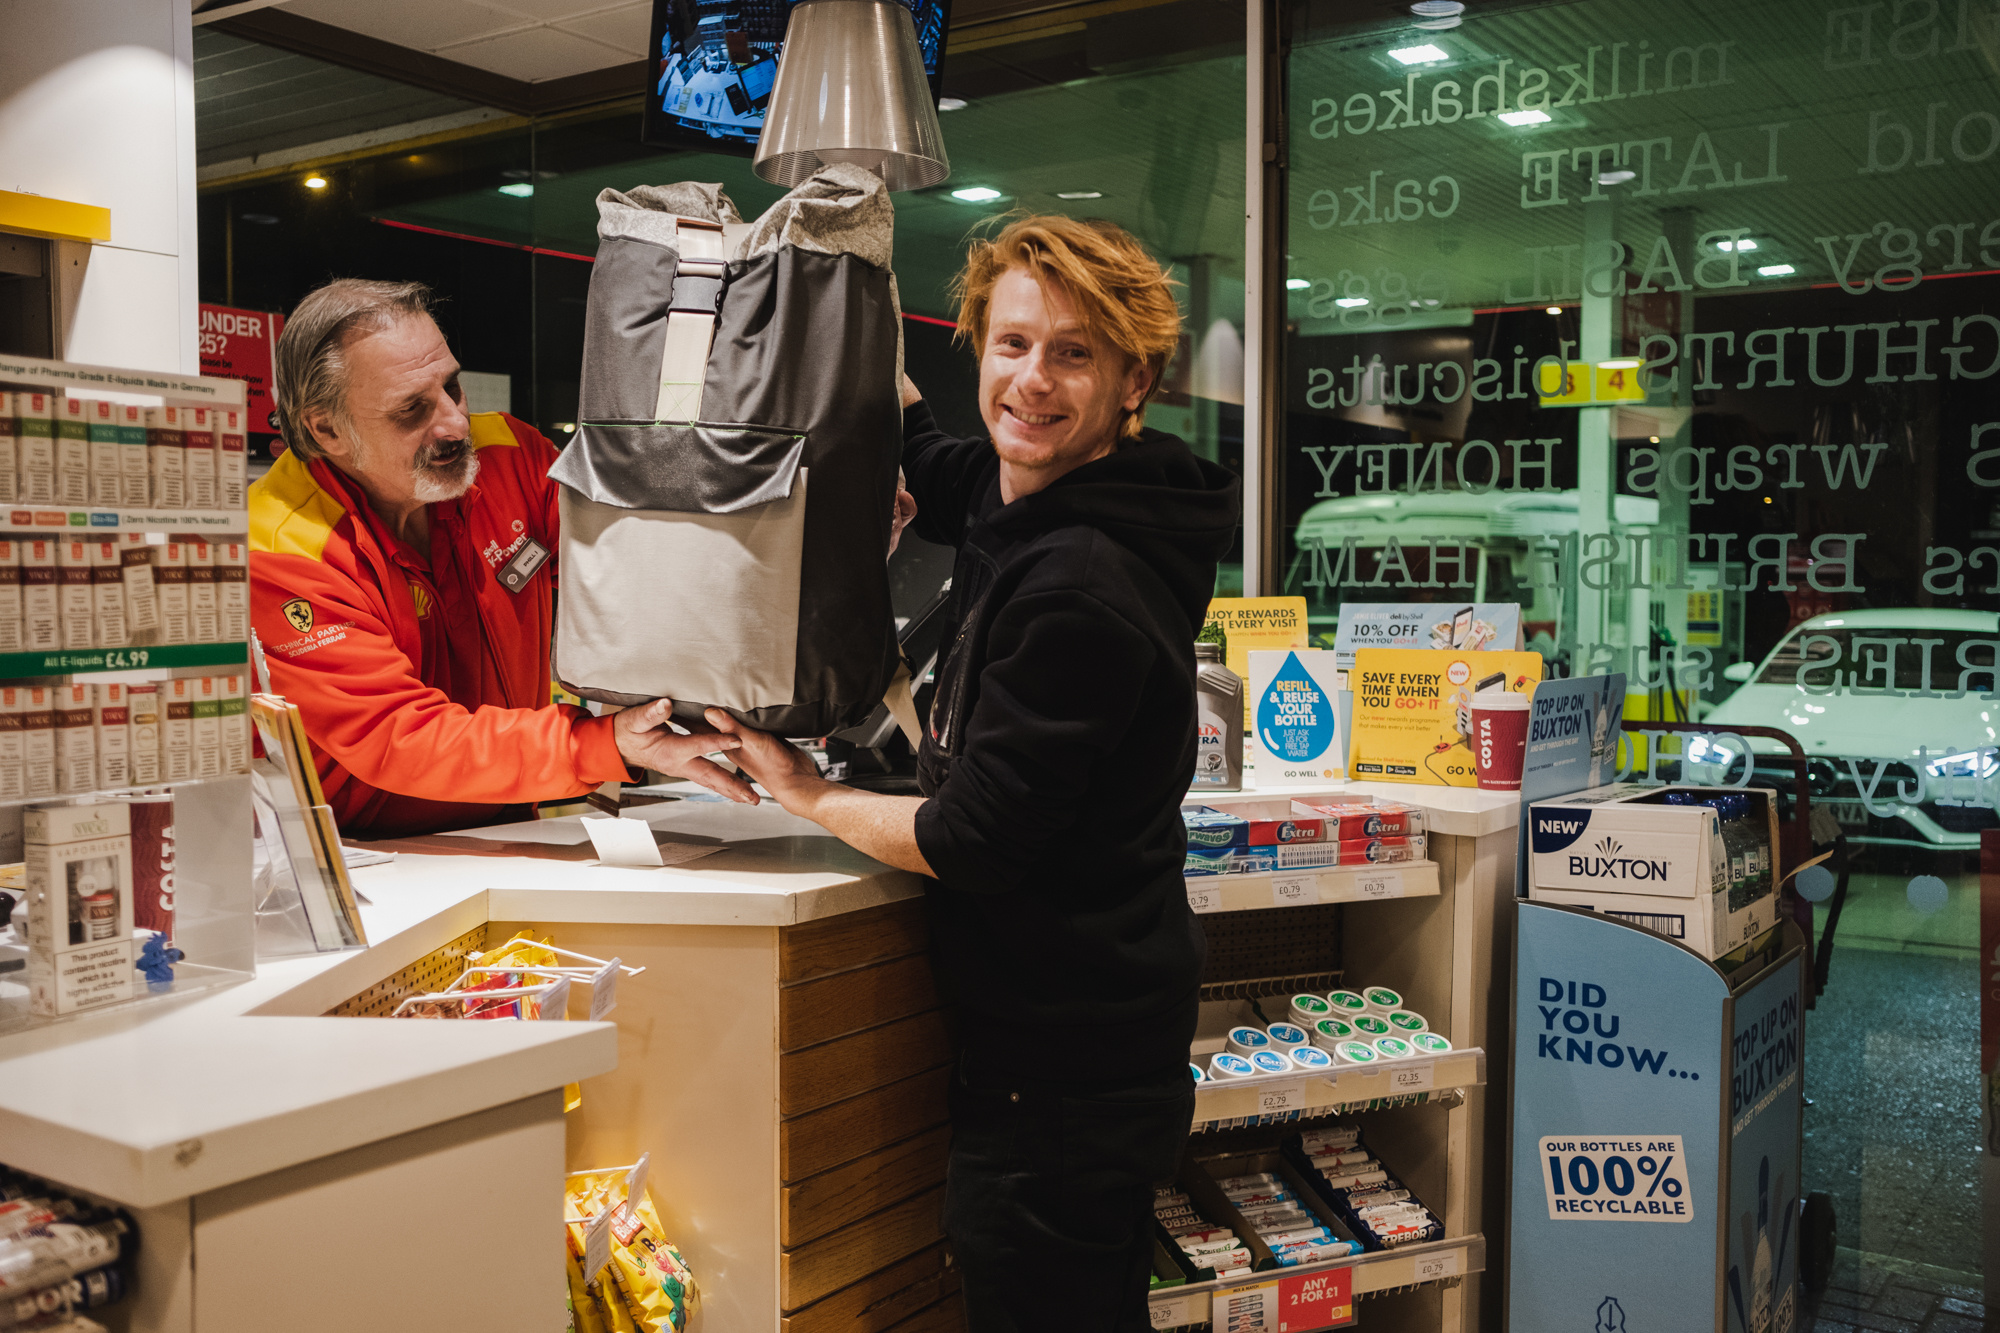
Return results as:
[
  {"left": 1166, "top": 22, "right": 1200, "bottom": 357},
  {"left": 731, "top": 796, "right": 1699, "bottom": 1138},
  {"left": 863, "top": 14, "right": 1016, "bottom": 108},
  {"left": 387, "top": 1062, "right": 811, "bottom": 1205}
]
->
[
  {"left": 86, "top": 399, "right": 121, "bottom": 506},
  {"left": 54, "top": 398, "right": 90, "bottom": 506},
  {"left": 1248, "top": 648, "right": 1345, "bottom": 787},
  {"left": 24, "top": 800, "right": 135, "bottom": 1016},
  {"left": 183, "top": 407, "right": 216, "bottom": 510},
  {"left": 117, "top": 402, "right": 150, "bottom": 507},
  {"left": 0, "top": 392, "right": 17, "bottom": 505},
  {"left": 1526, "top": 785, "right": 1780, "bottom": 959},
  {"left": 146, "top": 406, "right": 186, "bottom": 510},
  {"left": 0, "top": 536, "right": 20, "bottom": 653},
  {"left": 1347, "top": 648, "right": 1543, "bottom": 787}
]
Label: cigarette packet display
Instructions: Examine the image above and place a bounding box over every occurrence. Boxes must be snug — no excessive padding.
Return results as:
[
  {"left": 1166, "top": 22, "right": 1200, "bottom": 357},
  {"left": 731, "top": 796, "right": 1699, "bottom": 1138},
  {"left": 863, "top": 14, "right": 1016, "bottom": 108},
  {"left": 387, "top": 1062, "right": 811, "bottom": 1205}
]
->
[
  {"left": 127, "top": 682, "right": 160, "bottom": 784},
  {"left": 186, "top": 539, "right": 217, "bottom": 642},
  {"left": 94, "top": 682, "right": 130, "bottom": 789},
  {"left": 146, "top": 405, "right": 186, "bottom": 510},
  {"left": 17, "top": 391, "right": 54, "bottom": 504},
  {"left": 85, "top": 399, "right": 122, "bottom": 506},
  {"left": 218, "top": 408, "right": 247, "bottom": 510},
  {"left": 55, "top": 682, "right": 96, "bottom": 794},
  {"left": 155, "top": 538, "right": 189, "bottom": 644},
  {"left": 1183, "top": 806, "right": 1326, "bottom": 849},
  {"left": 117, "top": 401, "right": 150, "bottom": 506},
  {"left": 0, "top": 392, "right": 17, "bottom": 505},
  {"left": 55, "top": 399, "right": 90, "bottom": 506},
  {"left": 0, "top": 686, "right": 24, "bottom": 800},
  {"left": 162, "top": 677, "right": 192, "bottom": 782},
  {"left": 24, "top": 801, "right": 136, "bottom": 1016},
  {"left": 183, "top": 407, "right": 216, "bottom": 510},
  {"left": 191, "top": 675, "right": 221, "bottom": 778},
  {"left": 121, "top": 533, "right": 159, "bottom": 635},
  {"left": 1289, "top": 800, "right": 1427, "bottom": 840},
  {"left": 21, "top": 536, "right": 56, "bottom": 651},
  {"left": 217, "top": 540, "right": 248, "bottom": 641},
  {"left": 22, "top": 685, "right": 55, "bottom": 797},
  {"left": 56, "top": 539, "right": 94, "bottom": 650},
  {"left": 0, "top": 536, "right": 21, "bottom": 654},
  {"left": 90, "top": 538, "right": 127, "bottom": 648}
]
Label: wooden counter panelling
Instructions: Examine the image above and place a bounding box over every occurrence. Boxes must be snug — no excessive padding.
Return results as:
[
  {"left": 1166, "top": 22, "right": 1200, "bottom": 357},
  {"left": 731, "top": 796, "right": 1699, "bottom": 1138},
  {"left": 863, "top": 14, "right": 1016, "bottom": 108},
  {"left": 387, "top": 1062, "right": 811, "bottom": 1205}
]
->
[{"left": 779, "top": 901, "right": 960, "bottom": 1329}]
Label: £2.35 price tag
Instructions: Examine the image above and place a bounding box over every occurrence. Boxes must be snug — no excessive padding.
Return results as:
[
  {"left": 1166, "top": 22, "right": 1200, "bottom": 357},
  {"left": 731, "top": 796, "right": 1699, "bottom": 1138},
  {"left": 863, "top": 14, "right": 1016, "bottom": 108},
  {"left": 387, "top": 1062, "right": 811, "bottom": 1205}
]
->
[
  {"left": 1186, "top": 884, "right": 1223, "bottom": 914},
  {"left": 1389, "top": 1061, "right": 1435, "bottom": 1092},
  {"left": 1354, "top": 871, "right": 1404, "bottom": 901},
  {"left": 1271, "top": 875, "right": 1314, "bottom": 908}
]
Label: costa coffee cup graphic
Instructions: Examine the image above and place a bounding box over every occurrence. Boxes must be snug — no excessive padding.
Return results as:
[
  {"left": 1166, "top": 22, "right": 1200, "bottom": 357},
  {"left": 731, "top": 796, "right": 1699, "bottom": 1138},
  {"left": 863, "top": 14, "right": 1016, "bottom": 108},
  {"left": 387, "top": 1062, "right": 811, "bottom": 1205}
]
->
[{"left": 1470, "top": 690, "right": 1532, "bottom": 790}]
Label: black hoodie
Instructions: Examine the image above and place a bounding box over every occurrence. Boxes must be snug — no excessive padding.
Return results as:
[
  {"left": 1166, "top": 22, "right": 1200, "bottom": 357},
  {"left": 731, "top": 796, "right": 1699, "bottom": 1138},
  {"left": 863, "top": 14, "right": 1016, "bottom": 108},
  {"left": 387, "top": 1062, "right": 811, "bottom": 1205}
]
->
[{"left": 902, "top": 401, "right": 1242, "bottom": 1081}]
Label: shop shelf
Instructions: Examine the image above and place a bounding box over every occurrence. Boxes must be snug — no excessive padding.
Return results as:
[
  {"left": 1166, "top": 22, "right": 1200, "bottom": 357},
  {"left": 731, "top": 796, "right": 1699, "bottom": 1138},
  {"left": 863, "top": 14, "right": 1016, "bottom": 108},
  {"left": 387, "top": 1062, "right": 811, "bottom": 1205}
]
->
[
  {"left": 1184, "top": 859, "right": 1440, "bottom": 914},
  {"left": 1, "top": 508, "right": 245, "bottom": 535},
  {"left": 1191, "top": 1047, "right": 1485, "bottom": 1125},
  {"left": 1146, "top": 1233, "right": 1486, "bottom": 1330},
  {"left": 0, "top": 642, "right": 248, "bottom": 678}
]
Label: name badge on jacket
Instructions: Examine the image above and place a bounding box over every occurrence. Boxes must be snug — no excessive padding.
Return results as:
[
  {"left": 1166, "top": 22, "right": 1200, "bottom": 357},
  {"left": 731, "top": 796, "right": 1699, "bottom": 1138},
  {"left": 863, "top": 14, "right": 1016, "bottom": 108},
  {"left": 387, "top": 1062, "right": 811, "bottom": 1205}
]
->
[{"left": 497, "top": 538, "right": 550, "bottom": 594}]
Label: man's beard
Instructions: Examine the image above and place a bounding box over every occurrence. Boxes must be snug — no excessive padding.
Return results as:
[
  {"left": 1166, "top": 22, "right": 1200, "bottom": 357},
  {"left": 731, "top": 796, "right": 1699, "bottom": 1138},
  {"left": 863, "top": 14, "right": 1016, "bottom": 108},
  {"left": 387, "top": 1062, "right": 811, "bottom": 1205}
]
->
[{"left": 410, "top": 436, "right": 479, "bottom": 503}]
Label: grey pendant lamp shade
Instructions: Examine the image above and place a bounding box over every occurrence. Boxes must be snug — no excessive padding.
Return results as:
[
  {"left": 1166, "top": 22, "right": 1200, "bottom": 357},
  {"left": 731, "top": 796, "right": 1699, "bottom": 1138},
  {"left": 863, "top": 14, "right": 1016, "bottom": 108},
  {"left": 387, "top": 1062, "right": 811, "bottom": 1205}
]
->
[{"left": 751, "top": 0, "right": 950, "bottom": 192}]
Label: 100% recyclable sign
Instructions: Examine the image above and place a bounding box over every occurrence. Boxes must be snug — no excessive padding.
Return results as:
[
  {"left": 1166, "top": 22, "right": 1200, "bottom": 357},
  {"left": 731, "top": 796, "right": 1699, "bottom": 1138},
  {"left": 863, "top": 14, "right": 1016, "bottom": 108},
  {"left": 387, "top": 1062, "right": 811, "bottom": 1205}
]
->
[{"left": 1537, "top": 1135, "right": 1692, "bottom": 1223}]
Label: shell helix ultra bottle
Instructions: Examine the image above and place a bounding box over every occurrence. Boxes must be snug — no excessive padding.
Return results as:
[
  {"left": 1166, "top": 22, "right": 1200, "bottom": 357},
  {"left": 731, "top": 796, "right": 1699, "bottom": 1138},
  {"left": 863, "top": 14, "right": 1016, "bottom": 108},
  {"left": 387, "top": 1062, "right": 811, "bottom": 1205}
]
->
[{"left": 1193, "top": 642, "right": 1243, "bottom": 792}]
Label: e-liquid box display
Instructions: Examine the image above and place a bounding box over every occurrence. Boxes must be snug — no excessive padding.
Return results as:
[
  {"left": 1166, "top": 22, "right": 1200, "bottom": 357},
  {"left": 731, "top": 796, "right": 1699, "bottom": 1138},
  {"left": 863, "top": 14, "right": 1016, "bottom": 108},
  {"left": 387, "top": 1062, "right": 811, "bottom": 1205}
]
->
[
  {"left": 86, "top": 399, "right": 122, "bottom": 507},
  {"left": 17, "top": 392, "right": 54, "bottom": 505},
  {"left": 183, "top": 407, "right": 216, "bottom": 510},
  {"left": 95, "top": 682, "right": 130, "bottom": 789},
  {"left": 122, "top": 533, "right": 159, "bottom": 635},
  {"left": 0, "top": 686, "right": 24, "bottom": 800},
  {"left": 55, "top": 682, "right": 96, "bottom": 794},
  {"left": 191, "top": 675, "right": 221, "bottom": 778},
  {"left": 56, "top": 539, "right": 94, "bottom": 651},
  {"left": 55, "top": 398, "right": 90, "bottom": 506},
  {"left": 218, "top": 409, "right": 247, "bottom": 510},
  {"left": 162, "top": 677, "right": 193, "bottom": 782},
  {"left": 187, "top": 539, "right": 217, "bottom": 642},
  {"left": 21, "top": 537, "right": 57, "bottom": 651},
  {"left": 218, "top": 540, "right": 247, "bottom": 641},
  {"left": 127, "top": 682, "right": 160, "bottom": 784},
  {"left": 22, "top": 685, "right": 55, "bottom": 797},
  {"left": 0, "top": 392, "right": 18, "bottom": 506},
  {"left": 0, "top": 537, "right": 21, "bottom": 654},
  {"left": 220, "top": 673, "right": 248, "bottom": 773},
  {"left": 117, "top": 402, "right": 150, "bottom": 507},
  {"left": 155, "top": 538, "right": 189, "bottom": 644},
  {"left": 146, "top": 405, "right": 186, "bottom": 510},
  {"left": 25, "top": 801, "right": 136, "bottom": 1016},
  {"left": 90, "top": 539, "right": 127, "bottom": 648}
]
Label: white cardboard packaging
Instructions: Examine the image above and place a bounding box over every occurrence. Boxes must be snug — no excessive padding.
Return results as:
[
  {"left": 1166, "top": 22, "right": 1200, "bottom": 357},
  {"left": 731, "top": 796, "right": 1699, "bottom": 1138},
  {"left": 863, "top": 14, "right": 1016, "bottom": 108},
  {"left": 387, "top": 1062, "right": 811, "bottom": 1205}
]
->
[
  {"left": 128, "top": 682, "right": 161, "bottom": 785},
  {"left": 86, "top": 399, "right": 122, "bottom": 507},
  {"left": 218, "top": 409, "right": 247, "bottom": 510},
  {"left": 0, "top": 685, "right": 25, "bottom": 800},
  {"left": 21, "top": 537, "right": 58, "bottom": 652},
  {"left": 221, "top": 672, "right": 248, "bottom": 773},
  {"left": 118, "top": 402, "right": 150, "bottom": 507},
  {"left": 187, "top": 539, "right": 217, "bottom": 642},
  {"left": 55, "top": 681, "right": 96, "bottom": 794},
  {"left": 0, "top": 535, "right": 21, "bottom": 654},
  {"left": 17, "top": 391, "right": 54, "bottom": 505},
  {"left": 184, "top": 407, "right": 216, "bottom": 510},
  {"left": 1247, "top": 648, "right": 1346, "bottom": 788},
  {"left": 95, "top": 681, "right": 131, "bottom": 789},
  {"left": 0, "top": 391, "right": 18, "bottom": 506},
  {"left": 146, "top": 406, "right": 186, "bottom": 510},
  {"left": 22, "top": 684, "right": 55, "bottom": 797},
  {"left": 56, "top": 538, "right": 95, "bottom": 650},
  {"left": 1526, "top": 784, "right": 1780, "bottom": 959},
  {"left": 155, "top": 539, "right": 189, "bottom": 644},
  {"left": 25, "top": 801, "right": 136, "bottom": 1016},
  {"left": 55, "top": 398, "right": 91, "bottom": 507},
  {"left": 122, "top": 533, "right": 159, "bottom": 636},
  {"left": 192, "top": 674, "right": 221, "bottom": 778},
  {"left": 163, "top": 676, "right": 193, "bottom": 781},
  {"left": 217, "top": 540, "right": 248, "bottom": 642},
  {"left": 90, "top": 538, "right": 127, "bottom": 649}
]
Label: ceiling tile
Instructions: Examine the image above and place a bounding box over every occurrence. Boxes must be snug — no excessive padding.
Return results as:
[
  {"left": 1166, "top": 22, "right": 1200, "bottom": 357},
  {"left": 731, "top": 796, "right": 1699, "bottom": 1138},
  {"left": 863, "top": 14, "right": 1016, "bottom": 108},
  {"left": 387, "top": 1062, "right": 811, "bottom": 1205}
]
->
[
  {"left": 472, "top": 0, "right": 647, "bottom": 19},
  {"left": 285, "top": 0, "right": 532, "bottom": 53},
  {"left": 433, "top": 25, "right": 639, "bottom": 81},
  {"left": 553, "top": 3, "right": 652, "bottom": 57}
]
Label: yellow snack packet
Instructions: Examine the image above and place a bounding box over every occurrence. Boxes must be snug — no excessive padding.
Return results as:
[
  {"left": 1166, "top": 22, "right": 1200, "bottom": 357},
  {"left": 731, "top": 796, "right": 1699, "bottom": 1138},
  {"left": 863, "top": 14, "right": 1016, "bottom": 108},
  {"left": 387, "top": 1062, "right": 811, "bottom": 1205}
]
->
[
  {"left": 477, "top": 933, "right": 582, "bottom": 1110},
  {"left": 565, "top": 1173, "right": 698, "bottom": 1333}
]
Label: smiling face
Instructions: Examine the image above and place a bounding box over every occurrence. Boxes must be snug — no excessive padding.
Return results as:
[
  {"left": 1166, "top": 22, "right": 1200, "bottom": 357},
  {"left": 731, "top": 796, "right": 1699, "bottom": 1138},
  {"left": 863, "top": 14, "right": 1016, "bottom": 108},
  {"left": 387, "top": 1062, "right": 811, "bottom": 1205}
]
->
[
  {"left": 979, "top": 265, "right": 1154, "bottom": 501},
  {"left": 305, "top": 313, "right": 478, "bottom": 512}
]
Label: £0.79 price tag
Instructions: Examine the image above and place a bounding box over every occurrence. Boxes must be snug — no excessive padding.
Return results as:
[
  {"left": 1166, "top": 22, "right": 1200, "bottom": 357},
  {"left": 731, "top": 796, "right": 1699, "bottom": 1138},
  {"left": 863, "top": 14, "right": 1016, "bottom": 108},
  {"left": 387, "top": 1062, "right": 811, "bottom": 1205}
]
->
[
  {"left": 1354, "top": 871, "right": 1404, "bottom": 901},
  {"left": 1389, "top": 1061, "right": 1435, "bottom": 1092},
  {"left": 1186, "top": 884, "right": 1222, "bottom": 914},
  {"left": 1148, "top": 1292, "right": 1199, "bottom": 1329},
  {"left": 1271, "top": 875, "right": 1314, "bottom": 908},
  {"left": 1413, "top": 1251, "right": 1458, "bottom": 1282},
  {"left": 1258, "top": 1080, "right": 1306, "bottom": 1114}
]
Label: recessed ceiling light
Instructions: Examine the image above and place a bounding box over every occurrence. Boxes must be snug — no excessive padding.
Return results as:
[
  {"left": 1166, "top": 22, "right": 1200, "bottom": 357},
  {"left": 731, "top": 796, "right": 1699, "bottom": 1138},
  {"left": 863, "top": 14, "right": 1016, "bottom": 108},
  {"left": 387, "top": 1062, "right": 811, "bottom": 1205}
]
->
[
  {"left": 938, "top": 97, "right": 967, "bottom": 111},
  {"left": 1335, "top": 296, "right": 1369, "bottom": 308},
  {"left": 1389, "top": 43, "right": 1448, "bottom": 64},
  {"left": 1056, "top": 191, "right": 1103, "bottom": 200},
  {"left": 1498, "top": 109, "right": 1551, "bottom": 127},
  {"left": 1757, "top": 263, "right": 1797, "bottom": 277},
  {"left": 951, "top": 186, "right": 1003, "bottom": 202},
  {"left": 1286, "top": 278, "right": 1311, "bottom": 290},
  {"left": 497, "top": 182, "right": 534, "bottom": 198},
  {"left": 1598, "top": 169, "right": 1635, "bottom": 185},
  {"left": 1545, "top": 306, "right": 1562, "bottom": 315},
  {"left": 303, "top": 176, "right": 328, "bottom": 189}
]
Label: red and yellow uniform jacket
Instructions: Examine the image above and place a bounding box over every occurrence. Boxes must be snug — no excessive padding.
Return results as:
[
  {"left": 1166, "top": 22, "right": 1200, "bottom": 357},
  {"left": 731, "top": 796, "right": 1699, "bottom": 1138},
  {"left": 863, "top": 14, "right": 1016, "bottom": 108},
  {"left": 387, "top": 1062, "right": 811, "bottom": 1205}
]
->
[{"left": 249, "top": 412, "right": 626, "bottom": 838}]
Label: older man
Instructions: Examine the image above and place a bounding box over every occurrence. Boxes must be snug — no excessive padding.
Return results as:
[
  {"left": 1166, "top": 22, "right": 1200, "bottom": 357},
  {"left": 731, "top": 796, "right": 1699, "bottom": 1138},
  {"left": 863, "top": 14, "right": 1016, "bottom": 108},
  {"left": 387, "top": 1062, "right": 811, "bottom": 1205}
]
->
[{"left": 250, "top": 278, "right": 751, "bottom": 838}]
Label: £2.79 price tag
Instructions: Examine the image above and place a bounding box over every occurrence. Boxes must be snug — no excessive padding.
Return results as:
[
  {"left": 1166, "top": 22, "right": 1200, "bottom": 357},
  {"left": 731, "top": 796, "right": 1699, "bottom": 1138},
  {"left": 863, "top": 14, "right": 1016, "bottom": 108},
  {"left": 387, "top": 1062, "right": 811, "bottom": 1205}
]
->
[
  {"left": 1257, "top": 1080, "right": 1305, "bottom": 1114},
  {"left": 1271, "top": 875, "right": 1314, "bottom": 908}
]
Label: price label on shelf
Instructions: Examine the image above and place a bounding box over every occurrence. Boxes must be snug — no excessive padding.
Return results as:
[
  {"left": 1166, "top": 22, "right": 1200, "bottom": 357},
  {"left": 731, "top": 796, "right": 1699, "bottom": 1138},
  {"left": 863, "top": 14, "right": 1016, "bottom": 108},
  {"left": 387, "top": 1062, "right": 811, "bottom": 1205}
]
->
[
  {"left": 1354, "top": 871, "right": 1405, "bottom": 901},
  {"left": 1148, "top": 1292, "right": 1201, "bottom": 1329},
  {"left": 1414, "top": 1251, "right": 1459, "bottom": 1282},
  {"left": 1257, "top": 1080, "right": 1306, "bottom": 1114},
  {"left": 589, "top": 957, "right": 621, "bottom": 1021},
  {"left": 103, "top": 649, "right": 151, "bottom": 669},
  {"left": 1186, "top": 883, "right": 1223, "bottom": 914},
  {"left": 1389, "top": 1061, "right": 1435, "bottom": 1092},
  {"left": 1271, "top": 875, "right": 1314, "bottom": 908},
  {"left": 583, "top": 1206, "right": 614, "bottom": 1279}
]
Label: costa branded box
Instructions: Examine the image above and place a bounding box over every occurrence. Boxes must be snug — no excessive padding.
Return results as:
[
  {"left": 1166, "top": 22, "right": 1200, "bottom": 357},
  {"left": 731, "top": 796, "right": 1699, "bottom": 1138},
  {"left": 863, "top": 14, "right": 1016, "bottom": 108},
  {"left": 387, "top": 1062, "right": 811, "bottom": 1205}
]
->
[
  {"left": 24, "top": 800, "right": 135, "bottom": 1016},
  {"left": 1527, "top": 784, "right": 1779, "bottom": 960}
]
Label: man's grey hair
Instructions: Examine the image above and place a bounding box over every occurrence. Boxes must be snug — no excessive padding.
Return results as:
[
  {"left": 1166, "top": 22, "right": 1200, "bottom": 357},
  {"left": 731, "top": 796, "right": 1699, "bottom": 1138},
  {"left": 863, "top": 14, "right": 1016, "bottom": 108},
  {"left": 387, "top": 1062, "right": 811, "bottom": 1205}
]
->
[{"left": 272, "top": 278, "right": 434, "bottom": 462}]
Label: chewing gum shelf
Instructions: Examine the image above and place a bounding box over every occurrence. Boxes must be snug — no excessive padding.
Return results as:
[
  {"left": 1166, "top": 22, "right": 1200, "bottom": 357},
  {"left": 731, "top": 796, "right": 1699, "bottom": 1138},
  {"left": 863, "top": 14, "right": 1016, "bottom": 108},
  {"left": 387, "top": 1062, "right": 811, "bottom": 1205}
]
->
[
  {"left": 1183, "top": 859, "right": 1441, "bottom": 915},
  {"left": 1190, "top": 1046, "right": 1485, "bottom": 1125},
  {"left": 1147, "top": 1233, "right": 1485, "bottom": 1330}
]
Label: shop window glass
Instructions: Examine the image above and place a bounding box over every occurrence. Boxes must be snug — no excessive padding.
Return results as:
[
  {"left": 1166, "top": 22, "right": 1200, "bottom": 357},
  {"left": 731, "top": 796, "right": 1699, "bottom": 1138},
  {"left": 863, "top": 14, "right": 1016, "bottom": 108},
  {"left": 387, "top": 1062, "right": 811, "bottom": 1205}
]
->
[{"left": 1280, "top": 0, "right": 1993, "bottom": 1308}]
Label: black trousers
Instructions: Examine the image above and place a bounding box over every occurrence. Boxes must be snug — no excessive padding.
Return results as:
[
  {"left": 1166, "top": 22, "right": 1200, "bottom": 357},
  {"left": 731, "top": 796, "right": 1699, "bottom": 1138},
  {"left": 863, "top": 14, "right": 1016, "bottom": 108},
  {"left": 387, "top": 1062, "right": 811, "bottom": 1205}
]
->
[{"left": 943, "top": 1058, "right": 1196, "bottom": 1333}]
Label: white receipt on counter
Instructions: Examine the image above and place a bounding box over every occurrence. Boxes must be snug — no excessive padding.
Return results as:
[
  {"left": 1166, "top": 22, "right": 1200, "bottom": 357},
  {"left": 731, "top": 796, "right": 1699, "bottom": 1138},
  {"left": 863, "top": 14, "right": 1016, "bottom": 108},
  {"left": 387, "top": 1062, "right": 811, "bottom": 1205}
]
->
[{"left": 582, "top": 815, "right": 666, "bottom": 867}]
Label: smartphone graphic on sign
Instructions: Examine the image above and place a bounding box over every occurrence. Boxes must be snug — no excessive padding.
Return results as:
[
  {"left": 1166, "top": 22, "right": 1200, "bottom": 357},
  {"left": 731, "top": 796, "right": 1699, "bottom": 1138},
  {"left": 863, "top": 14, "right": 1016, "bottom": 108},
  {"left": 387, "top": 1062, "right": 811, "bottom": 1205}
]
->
[{"left": 1452, "top": 606, "right": 1474, "bottom": 648}]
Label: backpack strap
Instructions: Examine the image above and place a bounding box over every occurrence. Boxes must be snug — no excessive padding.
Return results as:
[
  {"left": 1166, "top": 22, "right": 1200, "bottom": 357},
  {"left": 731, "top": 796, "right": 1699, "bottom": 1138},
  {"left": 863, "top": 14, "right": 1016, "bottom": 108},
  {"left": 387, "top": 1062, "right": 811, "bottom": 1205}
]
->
[{"left": 655, "top": 216, "right": 727, "bottom": 424}]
